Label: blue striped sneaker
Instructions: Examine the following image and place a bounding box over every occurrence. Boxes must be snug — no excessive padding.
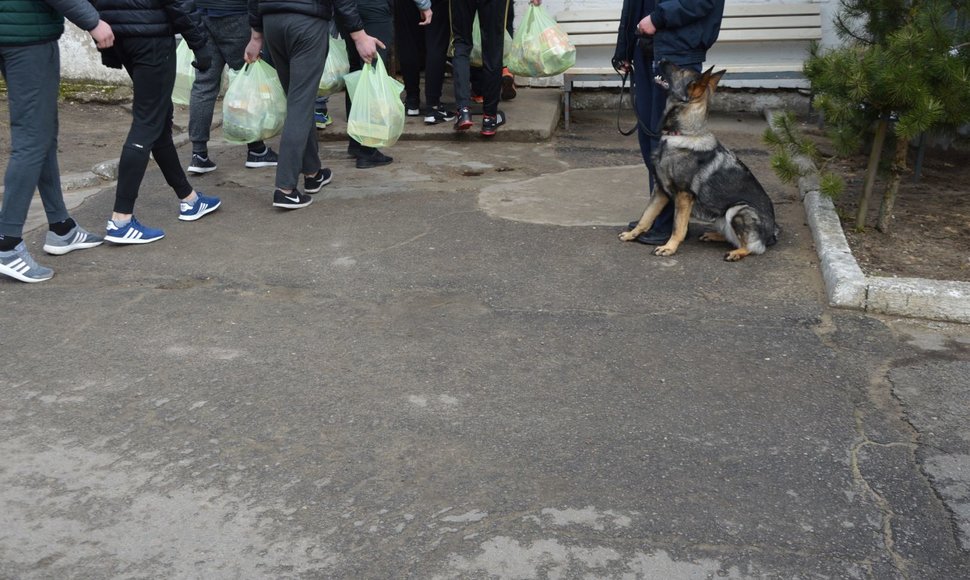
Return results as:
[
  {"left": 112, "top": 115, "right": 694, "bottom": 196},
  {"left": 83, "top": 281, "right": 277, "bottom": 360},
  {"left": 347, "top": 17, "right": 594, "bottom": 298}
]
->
[
  {"left": 104, "top": 217, "right": 165, "bottom": 245},
  {"left": 179, "top": 192, "right": 222, "bottom": 221}
]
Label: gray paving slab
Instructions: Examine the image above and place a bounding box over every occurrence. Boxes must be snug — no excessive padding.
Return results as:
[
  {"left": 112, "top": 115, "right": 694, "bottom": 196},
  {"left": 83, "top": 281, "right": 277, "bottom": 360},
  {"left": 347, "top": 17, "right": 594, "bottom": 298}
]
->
[{"left": 2, "top": 95, "right": 969, "bottom": 579}]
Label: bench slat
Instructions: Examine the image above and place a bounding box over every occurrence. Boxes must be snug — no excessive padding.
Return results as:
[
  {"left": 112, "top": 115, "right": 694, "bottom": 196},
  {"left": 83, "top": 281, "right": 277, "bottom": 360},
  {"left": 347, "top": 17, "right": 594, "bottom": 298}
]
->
[
  {"left": 565, "top": 63, "right": 805, "bottom": 76},
  {"left": 723, "top": 15, "right": 822, "bottom": 29},
  {"left": 560, "top": 16, "right": 822, "bottom": 37},
  {"left": 718, "top": 27, "right": 821, "bottom": 41},
  {"left": 556, "top": 4, "right": 821, "bottom": 23}
]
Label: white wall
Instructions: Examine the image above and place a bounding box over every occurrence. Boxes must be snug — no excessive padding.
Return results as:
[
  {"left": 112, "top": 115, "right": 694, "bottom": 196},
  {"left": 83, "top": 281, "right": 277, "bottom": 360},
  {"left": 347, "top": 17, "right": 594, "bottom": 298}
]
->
[
  {"left": 58, "top": 0, "right": 840, "bottom": 84},
  {"left": 60, "top": 25, "right": 129, "bottom": 83}
]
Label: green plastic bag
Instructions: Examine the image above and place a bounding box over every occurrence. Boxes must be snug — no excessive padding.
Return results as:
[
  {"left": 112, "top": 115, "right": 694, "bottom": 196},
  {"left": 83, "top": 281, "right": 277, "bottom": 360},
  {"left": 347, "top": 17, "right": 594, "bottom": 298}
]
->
[
  {"left": 346, "top": 58, "right": 405, "bottom": 148},
  {"left": 507, "top": 4, "right": 576, "bottom": 77},
  {"left": 319, "top": 37, "right": 349, "bottom": 96},
  {"left": 172, "top": 40, "right": 195, "bottom": 105},
  {"left": 222, "top": 60, "right": 287, "bottom": 144}
]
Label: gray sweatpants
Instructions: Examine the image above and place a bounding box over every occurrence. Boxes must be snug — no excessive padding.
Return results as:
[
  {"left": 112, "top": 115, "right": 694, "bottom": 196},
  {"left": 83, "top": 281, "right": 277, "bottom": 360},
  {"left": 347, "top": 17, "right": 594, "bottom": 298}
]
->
[
  {"left": 262, "top": 13, "right": 330, "bottom": 191},
  {"left": 0, "top": 41, "right": 69, "bottom": 238}
]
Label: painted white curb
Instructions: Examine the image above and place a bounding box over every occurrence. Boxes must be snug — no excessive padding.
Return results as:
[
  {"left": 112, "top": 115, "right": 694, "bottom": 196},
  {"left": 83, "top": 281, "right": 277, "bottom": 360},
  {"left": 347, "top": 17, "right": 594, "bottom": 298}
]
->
[{"left": 769, "top": 110, "right": 970, "bottom": 324}]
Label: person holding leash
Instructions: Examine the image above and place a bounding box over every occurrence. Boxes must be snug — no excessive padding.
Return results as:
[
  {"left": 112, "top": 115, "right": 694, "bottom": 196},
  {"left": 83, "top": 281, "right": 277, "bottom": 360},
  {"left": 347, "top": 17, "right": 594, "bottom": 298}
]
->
[
  {"left": 614, "top": 0, "right": 725, "bottom": 244},
  {"left": 0, "top": 0, "right": 114, "bottom": 282}
]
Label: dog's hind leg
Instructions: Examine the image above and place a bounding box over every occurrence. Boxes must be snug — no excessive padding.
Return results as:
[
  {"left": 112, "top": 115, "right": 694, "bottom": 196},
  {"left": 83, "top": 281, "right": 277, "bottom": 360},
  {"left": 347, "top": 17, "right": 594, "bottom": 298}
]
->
[
  {"left": 699, "top": 231, "right": 726, "bottom": 242},
  {"left": 619, "top": 193, "right": 669, "bottom": 242},
  {"left": 723, "top": 208, "right": 766, "bottom": 261},
  {"left": 654, "top": 191, "right": 693, "bottom": 256}
]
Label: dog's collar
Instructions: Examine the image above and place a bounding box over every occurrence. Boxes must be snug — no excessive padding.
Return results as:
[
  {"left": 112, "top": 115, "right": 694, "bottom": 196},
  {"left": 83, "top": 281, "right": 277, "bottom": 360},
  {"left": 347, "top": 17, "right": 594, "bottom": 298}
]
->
[{"left": 662, "top": 130, "right": 681, "bottom": 136}]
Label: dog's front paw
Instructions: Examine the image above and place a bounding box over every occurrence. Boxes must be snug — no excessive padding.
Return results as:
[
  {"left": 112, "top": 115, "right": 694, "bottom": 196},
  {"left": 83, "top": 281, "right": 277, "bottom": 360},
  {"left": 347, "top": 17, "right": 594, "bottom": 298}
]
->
[
  {"left": 618, "top": 231, "right": 638, "bottom": 242},
  {"left": 654, "top": 244, "right": 679, "bottom": 256}
]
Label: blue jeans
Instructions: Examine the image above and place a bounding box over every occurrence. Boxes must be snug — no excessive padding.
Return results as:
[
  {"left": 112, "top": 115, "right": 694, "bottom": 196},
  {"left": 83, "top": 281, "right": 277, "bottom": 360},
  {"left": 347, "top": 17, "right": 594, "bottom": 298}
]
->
[
  {"left": 189, "top": 12, "right": 265, "bottom": 152},
  {"left": 0, "top": 42, "right": 69, "bottom": 237}
]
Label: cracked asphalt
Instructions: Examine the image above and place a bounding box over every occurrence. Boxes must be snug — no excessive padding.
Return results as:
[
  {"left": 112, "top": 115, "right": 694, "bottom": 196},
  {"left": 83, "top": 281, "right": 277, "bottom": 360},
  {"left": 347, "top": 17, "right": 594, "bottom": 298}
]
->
[{"left": 1, "top": 95, "right": 969, "bottom": 579}]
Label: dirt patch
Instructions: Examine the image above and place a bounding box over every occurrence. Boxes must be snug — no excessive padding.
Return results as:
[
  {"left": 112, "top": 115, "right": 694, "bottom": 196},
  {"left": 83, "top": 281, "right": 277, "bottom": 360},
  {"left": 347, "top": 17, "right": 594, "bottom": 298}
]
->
[{"left": 813, "top": 131, "right": 970, "bottom": 283}]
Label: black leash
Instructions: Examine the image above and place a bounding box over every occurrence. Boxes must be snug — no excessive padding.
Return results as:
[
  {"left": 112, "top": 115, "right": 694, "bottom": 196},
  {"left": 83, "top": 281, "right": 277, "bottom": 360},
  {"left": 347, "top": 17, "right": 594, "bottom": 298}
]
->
[{"left": 615, "top": 69, "right": 664, "bottom": 139}]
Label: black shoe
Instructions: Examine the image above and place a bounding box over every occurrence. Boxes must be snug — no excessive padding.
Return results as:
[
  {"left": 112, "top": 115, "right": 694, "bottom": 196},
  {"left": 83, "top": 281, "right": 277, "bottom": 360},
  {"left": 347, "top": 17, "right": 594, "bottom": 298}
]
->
[
  {"left": 187, "top": 153, "right": 217, "bottom": 174},
  {"left": 501, "top": 68, "right": 517, "bottom": 100},
  {"left": 355, "top": 150, "right": 393, "bottom": 169},
  {"left": 347, "top": 141, "right": 363, "bottom": 159},
  {"left": 626, "top": 221, "right": 670, "bottom": 245},
  {"left": 245, "top": 147, "right": 279, "bottom": 168},
  {"left": 454, "top": 106, "right": 473, "bottom": 131},
  {"left": 273, "top": 189, "right": 313, "bottom": 210},
  {"left": 481, "top": 115, "right": 499, "bottom": 137},
  {"left": 424, "top": 104, "right": 456, "bottom": 125},
  {"left": 304, "top": 168, "right": 333, "bottom": 193},
  {"left": 405, "top": 98, "right": 421, "bottom": 117}
]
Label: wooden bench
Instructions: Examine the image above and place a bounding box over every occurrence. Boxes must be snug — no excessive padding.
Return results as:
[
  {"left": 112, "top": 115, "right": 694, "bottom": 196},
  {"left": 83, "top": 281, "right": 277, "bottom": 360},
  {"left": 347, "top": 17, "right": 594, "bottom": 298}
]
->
[{"left": 557, "top": 3, "right": 824, "bottom": 129}]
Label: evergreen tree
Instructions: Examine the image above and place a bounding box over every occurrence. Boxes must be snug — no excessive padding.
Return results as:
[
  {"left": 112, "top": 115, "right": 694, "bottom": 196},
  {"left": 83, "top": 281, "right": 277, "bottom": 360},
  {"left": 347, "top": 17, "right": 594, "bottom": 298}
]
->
[{"left": 805, "top": 0, "right": 970, "bottom": 232}]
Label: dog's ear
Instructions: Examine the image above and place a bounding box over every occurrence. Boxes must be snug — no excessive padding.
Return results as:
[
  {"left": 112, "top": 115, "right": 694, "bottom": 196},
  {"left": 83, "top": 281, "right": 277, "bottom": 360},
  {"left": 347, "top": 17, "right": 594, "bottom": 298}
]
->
[
  {"left": 707, "top": 69, "right": 727, "bottom": 92},
  {"left": 688, "top": 75, "right": 709, "bottom": 100}
]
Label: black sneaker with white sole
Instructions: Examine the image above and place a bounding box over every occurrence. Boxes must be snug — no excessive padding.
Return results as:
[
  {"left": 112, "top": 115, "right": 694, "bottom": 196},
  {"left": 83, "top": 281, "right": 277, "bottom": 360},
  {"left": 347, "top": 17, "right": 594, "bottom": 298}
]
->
[
  {"left": 188, "top": 153, "right": 217, "bottom": 174},
  {"left": 424, "top": 104, "right": 456, "bottom": 125},
  {"left": 245, "top": 147, "right": 279, "bottom": 168},
  {"left": 304, "top": 168, "right": 333, "bottom": 193},
  {"left": 272, "top": 189, "right": 313, "bottom": 209}
]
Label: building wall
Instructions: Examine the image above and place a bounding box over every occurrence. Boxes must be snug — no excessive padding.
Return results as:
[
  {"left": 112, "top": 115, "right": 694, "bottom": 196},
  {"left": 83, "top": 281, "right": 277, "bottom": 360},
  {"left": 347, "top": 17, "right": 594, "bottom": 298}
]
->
[{"left": 58, "top": 0, "right": 840, "bottom": 85}]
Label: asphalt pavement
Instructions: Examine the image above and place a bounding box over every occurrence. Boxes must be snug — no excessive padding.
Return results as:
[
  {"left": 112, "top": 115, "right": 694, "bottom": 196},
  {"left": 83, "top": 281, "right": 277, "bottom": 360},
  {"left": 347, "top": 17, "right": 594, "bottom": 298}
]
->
[{"left": 1, "top": 88, "right": 969, "bottom": 579}]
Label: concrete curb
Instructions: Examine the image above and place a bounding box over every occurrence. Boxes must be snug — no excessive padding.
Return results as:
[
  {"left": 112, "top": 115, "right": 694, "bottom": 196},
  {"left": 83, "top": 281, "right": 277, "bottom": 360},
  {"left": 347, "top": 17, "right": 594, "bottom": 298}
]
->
[{"left": 766, "top": 110, "right": 970, "bottom": 324}]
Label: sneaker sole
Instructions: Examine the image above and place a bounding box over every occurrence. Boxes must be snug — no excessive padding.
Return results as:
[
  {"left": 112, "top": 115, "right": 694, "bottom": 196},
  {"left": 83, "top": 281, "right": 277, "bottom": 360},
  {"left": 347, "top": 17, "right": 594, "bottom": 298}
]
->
[
  {"left": 187, "top": 166, "right": 217, "bottom": 174},
  {"left": 481, "top": 130, "right": 497, "bottom": 137},
  {"left": 273, "top": 199, "right": 313, "bottom": 209},
  {"left": 179, "top": 200, "right": 222, "bottom": 222},
  {"left": 455, "top": 121, "right": 474, "bottom": 131},
  {"left": 356, "top": 159, "right": 393, "bottom": 169},
  {"left": 0, "top": 263, "right": 53, "bottom": 283},
  {"left": 104, "top": 234, "right": 164, "bottom": 244},
  {"left": 42, "top": 240, "right": 103, "bottom": 255},
  {"left": 406, "top": 109, "right": 421, "bottom": 117},
  {"left": 245, "top": 161, "right": 279, "bottom": 168}
]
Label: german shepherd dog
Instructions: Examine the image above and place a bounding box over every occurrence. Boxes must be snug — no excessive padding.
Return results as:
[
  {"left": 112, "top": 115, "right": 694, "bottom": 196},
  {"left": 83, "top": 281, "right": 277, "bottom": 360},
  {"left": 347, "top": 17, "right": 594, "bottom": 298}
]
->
[{"left": 619, "top": 61, "right": 779, "bottom": 261}]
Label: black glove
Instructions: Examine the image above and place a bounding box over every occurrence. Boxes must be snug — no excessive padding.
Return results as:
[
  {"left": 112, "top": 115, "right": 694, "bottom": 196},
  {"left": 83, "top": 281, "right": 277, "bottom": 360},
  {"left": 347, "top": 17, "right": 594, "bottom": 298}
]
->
[{"left": 191, "top": 51, "right": 211, "bottom": 72}]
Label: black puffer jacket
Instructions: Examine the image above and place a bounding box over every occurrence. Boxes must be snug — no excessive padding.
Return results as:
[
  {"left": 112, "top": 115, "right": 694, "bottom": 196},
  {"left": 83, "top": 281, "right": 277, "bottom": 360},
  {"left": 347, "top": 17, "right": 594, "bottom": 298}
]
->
[
  {"left": 90, "top": 0, "right": 207, "bottom": 49},
  {"left": 248, "top": 0, "right": 363, "bottom": 36}
]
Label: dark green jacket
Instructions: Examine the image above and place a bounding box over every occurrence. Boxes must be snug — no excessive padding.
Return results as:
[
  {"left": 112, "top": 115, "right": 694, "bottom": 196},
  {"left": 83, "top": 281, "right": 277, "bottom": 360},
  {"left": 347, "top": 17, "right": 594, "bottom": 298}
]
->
[{"left": 0, "top": 0, "right": 99, "bottom": 47}]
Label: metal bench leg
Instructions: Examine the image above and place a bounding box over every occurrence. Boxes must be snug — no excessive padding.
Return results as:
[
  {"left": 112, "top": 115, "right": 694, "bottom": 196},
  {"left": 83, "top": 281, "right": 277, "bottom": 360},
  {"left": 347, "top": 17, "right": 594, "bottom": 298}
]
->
[{"left": 564, "top": 88, "right": 571, "bottom": 131}]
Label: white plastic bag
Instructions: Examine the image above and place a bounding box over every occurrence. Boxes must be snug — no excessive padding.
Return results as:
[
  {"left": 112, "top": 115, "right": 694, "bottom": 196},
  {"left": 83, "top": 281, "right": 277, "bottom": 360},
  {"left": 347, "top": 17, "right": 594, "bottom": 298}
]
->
[
  {"left": 346, "top": 58, "right": 405, "bottom": 148},
  {"left": 222, "top": 60, "right": 287, "bottom": 144},
  {"left": 172, "top": 40, "right": 195, "bottom": 105}
]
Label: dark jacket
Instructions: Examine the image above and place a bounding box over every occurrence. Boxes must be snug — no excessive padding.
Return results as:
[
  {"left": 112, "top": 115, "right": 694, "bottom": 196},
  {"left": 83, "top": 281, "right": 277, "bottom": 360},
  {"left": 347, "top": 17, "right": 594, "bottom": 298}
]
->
[
  {"left": 0, "top": 0, "right": 99, "bottom": 46},
  {"left": 248, "top": 0, "right": 363, "bottom": 37},
  {"left": 614, "top": 0, "right": 724, "bottom": 67},
  {"left": 91, "top": 0, "right": 207, "bottom": 49}
]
